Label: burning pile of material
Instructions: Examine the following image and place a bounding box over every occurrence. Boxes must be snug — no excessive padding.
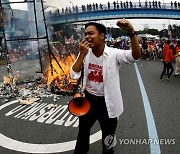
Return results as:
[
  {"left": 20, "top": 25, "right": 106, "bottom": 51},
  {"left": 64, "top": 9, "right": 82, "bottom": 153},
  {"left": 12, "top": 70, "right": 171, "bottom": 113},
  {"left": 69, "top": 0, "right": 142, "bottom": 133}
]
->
[
  {"left": 43, "top": 53, "right": 78, "bottom": 95},
  {"left": 0, "top": 74, "right": 60, "bottom": 104},
  {"left": 1, "top": 76, "right": 17, "bottom": 98},
  {"left": 0, "top": 52, "right": 78, "bottom": 104},
  {"left": 1, "top": 64, "right": 20, "bottom": 98}
]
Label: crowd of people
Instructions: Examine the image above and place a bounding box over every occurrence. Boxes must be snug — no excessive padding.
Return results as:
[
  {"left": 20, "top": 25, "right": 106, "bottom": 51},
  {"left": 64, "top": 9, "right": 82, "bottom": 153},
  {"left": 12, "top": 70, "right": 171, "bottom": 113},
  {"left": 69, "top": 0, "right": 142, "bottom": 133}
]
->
[
  {"left": 138, "top": 39, "right": 179, "bottom": 62},
  {"left": 138, "top": 38, "right": 180, "bottom": 80},
  {"left": 49, "top": 1, "right": 180, "bottom": 16},
  {"left": 105, "top": 38, "right": 180, "bottom": 81},
  {"left": 140, "top": 39, "right": 164, "bottom": 60}
]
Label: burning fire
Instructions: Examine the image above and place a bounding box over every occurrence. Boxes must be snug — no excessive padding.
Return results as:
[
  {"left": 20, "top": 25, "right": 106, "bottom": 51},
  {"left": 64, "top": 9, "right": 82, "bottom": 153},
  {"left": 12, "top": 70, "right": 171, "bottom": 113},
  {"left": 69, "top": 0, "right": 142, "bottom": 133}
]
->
[
  {"left": 44, "top": 53, "right": 77, "bottom": 92},
  {"left": 3, "top": 74, "right": 19, "bottom": 86},
  {"left": 2, "top": 50, "right": 78, "bottom": 95}
]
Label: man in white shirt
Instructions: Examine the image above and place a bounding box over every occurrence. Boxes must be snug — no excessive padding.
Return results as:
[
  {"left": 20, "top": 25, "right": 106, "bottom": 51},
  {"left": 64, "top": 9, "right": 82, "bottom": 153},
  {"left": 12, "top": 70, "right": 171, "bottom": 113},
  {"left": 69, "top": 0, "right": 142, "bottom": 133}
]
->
[{"left": 70, "top": 18, "right": 141, "bottom": 154}]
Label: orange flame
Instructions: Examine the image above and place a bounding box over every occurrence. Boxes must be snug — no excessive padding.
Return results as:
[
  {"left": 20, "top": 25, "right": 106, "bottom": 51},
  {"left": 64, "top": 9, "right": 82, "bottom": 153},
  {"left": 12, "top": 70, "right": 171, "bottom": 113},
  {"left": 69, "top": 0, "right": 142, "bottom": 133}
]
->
[
  {"left": 44, "top": 53, "right": 77, "bottom": 91},
  {"left": 3, "top": 74, "right": 19, "bottom": 85}
]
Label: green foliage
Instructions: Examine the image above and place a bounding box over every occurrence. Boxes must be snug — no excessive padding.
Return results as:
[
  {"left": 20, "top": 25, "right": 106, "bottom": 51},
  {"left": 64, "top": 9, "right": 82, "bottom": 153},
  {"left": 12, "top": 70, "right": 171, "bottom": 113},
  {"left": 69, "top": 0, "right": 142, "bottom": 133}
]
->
[
  {"left": 171, "top": 24, "right": 180, "bottom": 38},
  {"left": 111, "top": 28, "right": 128, "bottom": 38},
  {"left": 144, "top": 29, "right": 159, "bottom": 35}
]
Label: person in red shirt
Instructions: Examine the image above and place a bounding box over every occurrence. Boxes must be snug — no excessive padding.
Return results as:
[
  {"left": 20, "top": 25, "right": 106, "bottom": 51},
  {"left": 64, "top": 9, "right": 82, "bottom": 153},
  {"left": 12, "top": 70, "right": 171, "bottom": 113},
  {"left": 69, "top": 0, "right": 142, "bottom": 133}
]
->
[
  {"left": 162, "top": 40, "right": 170, "bottom": 75},
  {"left": 160, "top": 43, "right": 179, "bottom": 81}
]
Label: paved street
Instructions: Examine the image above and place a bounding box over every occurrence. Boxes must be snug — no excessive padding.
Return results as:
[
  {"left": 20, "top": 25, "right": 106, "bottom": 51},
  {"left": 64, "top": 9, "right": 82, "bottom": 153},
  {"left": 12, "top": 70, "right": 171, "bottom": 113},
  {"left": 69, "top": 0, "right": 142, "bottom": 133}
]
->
[{"left": 0, "top": 59, "right": 180, "bottom": 154}]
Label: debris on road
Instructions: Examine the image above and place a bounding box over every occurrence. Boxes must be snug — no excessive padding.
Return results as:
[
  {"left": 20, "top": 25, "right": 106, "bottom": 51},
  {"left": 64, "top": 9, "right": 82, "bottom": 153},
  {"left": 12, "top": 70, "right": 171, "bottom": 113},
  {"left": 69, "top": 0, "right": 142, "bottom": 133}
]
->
[{"left": 18, "top": 97, "right": 41, "bottom": 105}]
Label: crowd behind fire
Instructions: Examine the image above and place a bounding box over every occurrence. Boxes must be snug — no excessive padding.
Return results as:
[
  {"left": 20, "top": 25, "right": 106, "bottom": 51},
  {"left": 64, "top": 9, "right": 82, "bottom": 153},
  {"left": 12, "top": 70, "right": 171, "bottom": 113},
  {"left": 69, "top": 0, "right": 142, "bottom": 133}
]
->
[{"left": 1, "top": 26, "right": 180, "bottom": 80}]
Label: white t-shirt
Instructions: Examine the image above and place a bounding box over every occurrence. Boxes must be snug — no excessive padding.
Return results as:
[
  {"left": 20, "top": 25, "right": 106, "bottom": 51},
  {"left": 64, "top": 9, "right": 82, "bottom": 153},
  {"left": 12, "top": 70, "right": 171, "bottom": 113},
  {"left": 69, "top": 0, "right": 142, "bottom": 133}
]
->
[{"left": 86, "top": 51, "right": 104, "bottom": 96}]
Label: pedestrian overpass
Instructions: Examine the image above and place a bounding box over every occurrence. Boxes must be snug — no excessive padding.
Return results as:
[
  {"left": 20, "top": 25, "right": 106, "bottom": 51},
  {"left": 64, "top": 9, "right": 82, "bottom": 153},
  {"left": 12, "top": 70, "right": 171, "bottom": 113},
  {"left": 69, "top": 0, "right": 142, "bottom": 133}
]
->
[{"left": 47, "top": 3, "right": 180, "bottom": 25}]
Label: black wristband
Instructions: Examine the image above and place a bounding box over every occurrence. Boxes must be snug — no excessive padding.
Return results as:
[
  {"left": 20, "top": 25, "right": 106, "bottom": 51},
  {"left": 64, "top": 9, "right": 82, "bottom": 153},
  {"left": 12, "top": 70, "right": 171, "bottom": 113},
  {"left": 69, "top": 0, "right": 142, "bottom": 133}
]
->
[{"left": 128, "top": 31, "right": 136, "bottom": 37}]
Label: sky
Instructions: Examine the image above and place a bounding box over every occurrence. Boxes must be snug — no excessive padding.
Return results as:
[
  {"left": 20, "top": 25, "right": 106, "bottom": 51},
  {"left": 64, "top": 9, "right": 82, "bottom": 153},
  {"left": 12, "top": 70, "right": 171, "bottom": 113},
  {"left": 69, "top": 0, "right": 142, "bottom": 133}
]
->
[{"left": 9, "top": 0, "right": 180, "bottom": 31}]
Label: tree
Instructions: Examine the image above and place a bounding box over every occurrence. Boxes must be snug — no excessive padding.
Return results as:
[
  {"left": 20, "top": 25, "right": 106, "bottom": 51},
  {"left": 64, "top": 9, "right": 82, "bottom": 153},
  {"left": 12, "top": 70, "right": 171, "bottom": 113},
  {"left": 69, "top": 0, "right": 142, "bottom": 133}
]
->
[
  {"left": 111, "top": 28, "right": 128, "bottom": 38},
  {"left": 159, "top": 29, "right": 168, "bottom": 38},
  {"left": 145, "top": 29, "right": 159, "bottom": 35},
  {"left": 171, "top": 24, "right": 180, "bottom": 39}
]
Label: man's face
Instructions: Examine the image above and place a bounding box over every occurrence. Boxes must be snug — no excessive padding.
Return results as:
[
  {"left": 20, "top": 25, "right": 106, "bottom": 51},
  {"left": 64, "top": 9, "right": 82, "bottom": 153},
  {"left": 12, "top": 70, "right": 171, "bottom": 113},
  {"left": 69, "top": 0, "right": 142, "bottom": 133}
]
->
[{"left": 84, "top": 25, "right": 104, "bottom": 48}]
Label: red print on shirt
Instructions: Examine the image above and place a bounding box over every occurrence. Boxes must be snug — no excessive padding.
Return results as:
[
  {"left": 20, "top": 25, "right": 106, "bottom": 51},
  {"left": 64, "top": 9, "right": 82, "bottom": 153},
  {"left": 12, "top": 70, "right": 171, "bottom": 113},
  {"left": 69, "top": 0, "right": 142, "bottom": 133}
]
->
[{"left": 88, "top": 63, "right": 103, "bottom": 83}]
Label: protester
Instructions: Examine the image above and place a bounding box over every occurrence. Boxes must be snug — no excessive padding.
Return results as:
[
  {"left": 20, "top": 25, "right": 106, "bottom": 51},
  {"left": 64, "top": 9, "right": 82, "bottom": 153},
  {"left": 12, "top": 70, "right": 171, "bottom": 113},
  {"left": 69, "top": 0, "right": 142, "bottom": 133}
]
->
[
  {"left": 70, "top": 18, "right": 140, "bottom": 154},
  {"left": 161, "top": 40, "right": 171, "bottom": 75},
  {"left": 160, "top": 44, "right": 179, "bottom": 81}
]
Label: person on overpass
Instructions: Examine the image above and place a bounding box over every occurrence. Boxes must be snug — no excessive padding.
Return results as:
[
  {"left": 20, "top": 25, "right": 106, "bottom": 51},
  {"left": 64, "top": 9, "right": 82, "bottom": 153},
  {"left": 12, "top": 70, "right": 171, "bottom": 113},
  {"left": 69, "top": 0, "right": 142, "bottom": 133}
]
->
[{"left": 70, "top": 18, "right": 141, "bottom": 154}]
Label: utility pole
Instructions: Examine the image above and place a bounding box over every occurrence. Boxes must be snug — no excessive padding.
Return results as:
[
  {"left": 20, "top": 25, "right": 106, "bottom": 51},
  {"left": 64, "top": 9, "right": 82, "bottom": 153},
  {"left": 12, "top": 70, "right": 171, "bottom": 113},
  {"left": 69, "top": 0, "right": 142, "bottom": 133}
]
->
[
  {"left": 168, "top": 20, "right": 172, "bottom": 40},
  {"left": 162, "top": 23, "right": 165, "bottom": 38},
  {"left": 162, "top": 0, "right": 165, "bottom": 8}
]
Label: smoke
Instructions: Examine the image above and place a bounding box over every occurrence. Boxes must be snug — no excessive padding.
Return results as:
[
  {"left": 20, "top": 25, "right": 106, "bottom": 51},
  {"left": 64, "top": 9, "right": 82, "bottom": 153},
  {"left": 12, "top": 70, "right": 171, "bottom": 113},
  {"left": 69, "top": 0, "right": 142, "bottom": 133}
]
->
[{"left": 1, "top": 1, "right": 49, "bottom": 82}]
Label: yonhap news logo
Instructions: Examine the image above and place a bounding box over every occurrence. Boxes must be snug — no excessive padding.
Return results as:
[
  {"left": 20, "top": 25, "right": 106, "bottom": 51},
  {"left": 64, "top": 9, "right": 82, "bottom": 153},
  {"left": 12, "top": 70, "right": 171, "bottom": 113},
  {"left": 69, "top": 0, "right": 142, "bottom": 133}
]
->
[{"left": 119, "top": 138, "right": 176, "bottom": 145}]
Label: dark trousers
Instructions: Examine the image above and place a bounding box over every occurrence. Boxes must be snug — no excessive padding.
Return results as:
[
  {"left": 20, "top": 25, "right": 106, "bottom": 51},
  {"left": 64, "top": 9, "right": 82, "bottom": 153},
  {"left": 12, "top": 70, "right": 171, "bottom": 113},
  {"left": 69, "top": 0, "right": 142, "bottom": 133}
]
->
[
  {"left": 74, "top": 90, "right": 118, "bottom": 154},
  {"left": 160, "top": 62, "right": 174, "bottom": 79}
]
